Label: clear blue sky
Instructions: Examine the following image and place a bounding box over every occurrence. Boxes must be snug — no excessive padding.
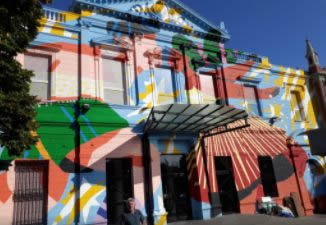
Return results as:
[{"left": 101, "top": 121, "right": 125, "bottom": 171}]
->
[{"left": 47, "top": 0, "right": 326, "bottom": 70}]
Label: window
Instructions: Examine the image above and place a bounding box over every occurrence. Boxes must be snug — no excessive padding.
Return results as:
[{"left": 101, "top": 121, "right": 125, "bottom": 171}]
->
[
  {"left": 199, "top": 72, "right": 216, "bottom": 104},
  {"left": 14, "top": 160, "right": 49, "bottom": 225},
  {"left": 290, "top": 91, "right": 305, "bottom": 121},
  {"left": 154, "top": 66, "right": 176, "bottom": 104},
  {"left": 102, "top": 57, "right": 127, "bottom": 105},
  {"left": 243, "top": 85, "right": 261, "bottom": 116},
  {"left": 24, "top": 54, "right": 51, "bottom": 100},
  {"left": 257, "top": 156, "right": 279, "bottom": 197}
]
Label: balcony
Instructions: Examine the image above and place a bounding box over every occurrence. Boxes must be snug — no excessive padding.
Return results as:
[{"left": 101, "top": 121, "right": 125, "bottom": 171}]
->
[{"left": 43, "top": 7, "right": 67, "bottom": 23}]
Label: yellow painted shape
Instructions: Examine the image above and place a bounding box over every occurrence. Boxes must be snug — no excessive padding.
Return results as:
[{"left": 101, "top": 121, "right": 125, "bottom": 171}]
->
[
  {"left": 261, "top": 58, "right": 271, "bottom": 68},
  {"left": 274, "top": 66, "right": 286, "bottom": 87},
  {"left": 32, "top": 131, "right": 51, "bottom": 160},
  {"left": 287, "top": 68, "right": 296, "bottom": 86},
  {"left": 61, "top": 185, "right": 77, "bottom": 205},
  {"left": 55, "top": 215, "right": 62, "bottom": 223},
  {"left": 307, "top": 101, "right": 318, "bottom": 128},
  {"left": 81, "top": 9, "right": 94, "bottom": 17},
  {"left": 169, "top": 8, "right": 181, "bottom": 16},
  {"left": 187, "top": 88, "right": 201, "bottom": 104},
  {"left": 155, "top": 214, "right": 168, "bottom": 225},
  {"left": 152, "top": 1, "right": 165, "bottom": 13},
  {"left": 157, "top": 93, "right": 176, "bottom": 104},
  {"left": 51, "top": 22, "right": 65, "bottom": 36},
  {"left": 64, "top": 12, "right": 80, "bottom": 21},
  {"left": 139, "top": 83, "right": 154, "bottom": 100},
  {"left": 264, "top": 72, "right": 270, "bottom": 82},
  {"left": 38, "top": 18, "right": 48, "bottom": 32},
  {"left": 67, "top": 183, "right": 105, "bottom": 224},
  {"left": 183, "top": 25, "right": 192, "bottom": 33},
  {"left": 273, "top": 104, "right": 282, "bottom": 117},
  {"left": 71, "top": 33, "right": 78, "bottom": 39}
]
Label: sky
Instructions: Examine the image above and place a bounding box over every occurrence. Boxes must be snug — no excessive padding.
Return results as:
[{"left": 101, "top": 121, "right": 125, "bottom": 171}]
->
[{"left": 46, "top": 0, "right": 326, "bottom": 70}]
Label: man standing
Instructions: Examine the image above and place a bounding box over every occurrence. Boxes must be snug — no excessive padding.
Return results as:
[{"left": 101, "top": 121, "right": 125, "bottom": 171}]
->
[{"left": 120, "top": 198, "right": 146, "bottom": 225}]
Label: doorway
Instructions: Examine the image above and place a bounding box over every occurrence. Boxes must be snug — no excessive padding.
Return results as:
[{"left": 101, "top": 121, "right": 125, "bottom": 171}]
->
[
  {"left": 215, "top": 156, "right": 240, "bottom": 213},
  {"left": 106, "top": 158, "right": 133, "bottom": 225},
  {"left": 257, "top": 156, "right": 279, "bottom": 197},
  {"left": 160, "top": 154, "right": 192, "bottom": 222}
]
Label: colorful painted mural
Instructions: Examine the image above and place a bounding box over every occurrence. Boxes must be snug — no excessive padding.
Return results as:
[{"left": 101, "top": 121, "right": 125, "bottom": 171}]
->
[{"left": 0, "top": 0, "right": 326, "bottom": 224}]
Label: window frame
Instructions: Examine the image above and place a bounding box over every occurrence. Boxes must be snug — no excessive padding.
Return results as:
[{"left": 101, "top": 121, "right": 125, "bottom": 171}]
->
[
  {"left": 153, "top": 63, "right": 178, "bottom": 105},
  {"left": 242, "top": 84, "right": 262, "bottom": 116},
  {"left": 100, "top": 48, "right": 132, "bottom": 106},
  {"left": 198, "top": 69, "right": 219, "bottom": 104},
  {"left": 101, "top": 55, "right": 129, "bottom": 105},
  {"left": 193, "top": 59, "right": 222, "bottom": 105},
  {"left": 24, "top": 52, "right": 53, "bottom": 101},
  {"left": 290, "top": 90, "right": 306, "bottom": 122}
]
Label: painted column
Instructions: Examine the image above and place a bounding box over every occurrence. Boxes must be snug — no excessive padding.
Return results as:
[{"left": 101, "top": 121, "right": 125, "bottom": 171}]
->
[{"left": 147, "top": 137, "right": 167, "bottom": 225}]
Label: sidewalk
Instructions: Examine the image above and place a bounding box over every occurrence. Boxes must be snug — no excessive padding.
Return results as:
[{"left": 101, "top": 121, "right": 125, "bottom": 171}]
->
[{"left": 168, "top": 214, "right": 326, "bottom": 225}]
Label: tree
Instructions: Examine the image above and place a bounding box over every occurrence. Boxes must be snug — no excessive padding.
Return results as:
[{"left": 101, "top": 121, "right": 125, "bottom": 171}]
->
[{"left": 0, "top": 0, "right": 51, "bottom": 156}]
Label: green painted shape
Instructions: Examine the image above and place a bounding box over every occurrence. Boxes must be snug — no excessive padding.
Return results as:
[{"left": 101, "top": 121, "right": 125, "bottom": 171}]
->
[
  {"left": 172, "top": 35, "right": 203, "bottom": 70},
  {"left": 1, "top": 100, "right": 129, "bottom": 165},
  {"left": 172, "top": 34, "right": 221, "bottom": 71},
  {"left": 26, "top": 145, "right": 40, "bottom": 159},
  {"left": 203, "top": 33, "right": 221, "bottom": 63},
  {"left": 0, "top": 148, "right": 16, "bottom": 160},
  {"left": 36, "top": 100, "right": 128, "bottom": 165}
]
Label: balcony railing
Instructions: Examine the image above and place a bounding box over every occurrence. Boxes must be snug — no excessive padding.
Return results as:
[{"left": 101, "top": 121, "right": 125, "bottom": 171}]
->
[
  {"left": 43, "top": 8, "right": 66, "bottom": 22},
  {"left": 227, "top": 50, "right": 262, "bottom": 63}
]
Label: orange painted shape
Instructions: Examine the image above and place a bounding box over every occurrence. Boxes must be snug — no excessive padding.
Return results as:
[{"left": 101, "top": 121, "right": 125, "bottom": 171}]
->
[
  {"left": 130, "top": 155, "right": 143, "bottom": 167},
  {"left": 48, "top": 161, "right": 69, "bottom": 201},
  {"left": 65, "top": 130, "right": 120, "bottom": 166},
  {"left": 51, "top": 59, "right": 61, "bottom": 72},
  {"left": 0, "top": 173, "right": 12, "bottom": 203}
]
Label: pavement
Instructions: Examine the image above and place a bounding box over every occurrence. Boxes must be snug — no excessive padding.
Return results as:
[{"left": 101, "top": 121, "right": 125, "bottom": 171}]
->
[{"left": 168, "top": 214, "right": 326, "bottom": 225}]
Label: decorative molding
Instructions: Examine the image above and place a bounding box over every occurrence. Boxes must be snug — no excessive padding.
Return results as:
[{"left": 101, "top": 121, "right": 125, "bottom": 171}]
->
[
  {"left": 29, "top": 41, "right": 62, "bottom": 52},
  {"left": 91, "top": 35, "right": 134, "bottom": 51},
  {"left": 144, "top": 46, "right": 181, "bottom": 64},
  {"left": 76, "top": 0, "right": 227, "bottom": 41}
]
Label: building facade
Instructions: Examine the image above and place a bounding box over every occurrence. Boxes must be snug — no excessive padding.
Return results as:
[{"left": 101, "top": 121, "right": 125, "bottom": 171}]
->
[
  {"left": 0, "top": 0, "right": 325, "bottom": 224},
  {"left": 305, "top": 40, "right": 326, "bottom": 210}
]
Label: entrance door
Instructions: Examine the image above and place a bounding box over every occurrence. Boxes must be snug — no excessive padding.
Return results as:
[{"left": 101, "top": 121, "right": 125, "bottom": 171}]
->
[
  {"left": 13, "top": 160, "right": 49, "bottom": 225},
  {"left": 215, "top": 156, "right": 240, "bottom": 213},
  {"left": 106, "top": 158, "right": 133, "bottom": 225},
  {"left": 160, "top": 154, "right": 192, "bottom": 222}
]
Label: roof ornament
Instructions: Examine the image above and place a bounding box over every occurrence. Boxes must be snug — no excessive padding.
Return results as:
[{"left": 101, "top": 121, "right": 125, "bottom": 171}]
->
[{"left": 219, "top": 21, "right": 228, "bottom": 33}]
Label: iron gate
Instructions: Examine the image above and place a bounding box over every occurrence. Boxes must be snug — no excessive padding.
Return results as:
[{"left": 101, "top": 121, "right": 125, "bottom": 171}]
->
[{"left": 13, "top": 160, "right": 49, "bottom": 225}]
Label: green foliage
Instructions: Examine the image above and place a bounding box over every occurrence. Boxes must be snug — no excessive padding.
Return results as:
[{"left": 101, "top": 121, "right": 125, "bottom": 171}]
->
[{"left": 0, "top": 0, "right": 45, "bottom": 156}]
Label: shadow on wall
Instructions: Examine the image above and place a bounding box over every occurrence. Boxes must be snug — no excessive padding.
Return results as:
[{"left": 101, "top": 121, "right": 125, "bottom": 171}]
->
[
  {"left": 300, "top": 128, "right": 326, "bottom": 156},
  {"left": 0, "top": 160, "right": 12, "bottom": 171}
]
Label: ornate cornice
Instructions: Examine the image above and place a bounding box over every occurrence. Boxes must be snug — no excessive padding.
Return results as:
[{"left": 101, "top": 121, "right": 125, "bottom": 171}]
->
[{"left": 76, "top": 0, "right": 228, "bottom": 42}]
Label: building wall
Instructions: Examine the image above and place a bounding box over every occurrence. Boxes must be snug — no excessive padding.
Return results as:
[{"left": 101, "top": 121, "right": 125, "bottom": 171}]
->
[{"left": 1, "top": 1, "right": 326, "bottom": 224}]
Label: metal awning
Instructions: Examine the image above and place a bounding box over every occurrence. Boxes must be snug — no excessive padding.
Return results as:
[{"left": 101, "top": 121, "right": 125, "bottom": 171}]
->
[{"left": 144, "top": 104, "right": 249, "bottom": 135}]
